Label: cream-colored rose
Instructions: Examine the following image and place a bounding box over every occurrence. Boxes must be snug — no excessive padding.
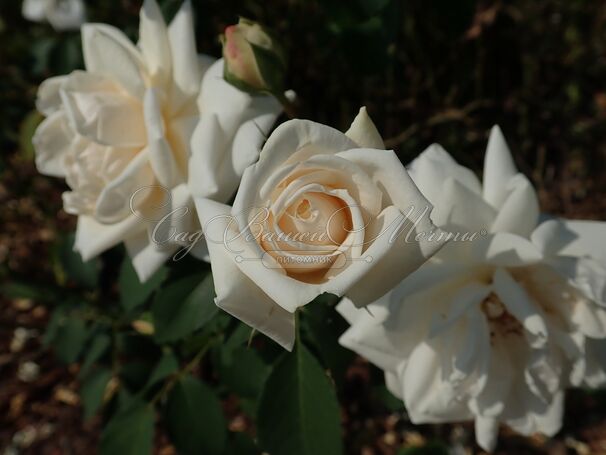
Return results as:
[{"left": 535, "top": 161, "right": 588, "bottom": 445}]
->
[
  {"left": 194, "top": 108, "right": 446, "bottom": 351},
  {"left": 338, "top": 126, "right": 606, "bottom": 452},
  {"left": 22, "top": 0, "right": 86, "bottom": 31},
  {"left": 222, "top": 18, "right": 284, "bottom": 93},
  {"left": 33, "top": 0, "right": 282, "bottom": 281}
]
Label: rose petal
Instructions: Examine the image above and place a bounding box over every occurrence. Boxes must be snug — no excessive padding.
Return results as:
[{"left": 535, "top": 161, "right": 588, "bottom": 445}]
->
[
  {"left": 431, "top": 177, "right": 497, "bottom": 232},
  {"left": 94, "top": 149, "right": 155, "bottom": 223},
  {"left": 74, "top": 213, "right": 145, "bottom": 261},
  {"left": 490, "top": 174, "right": 539, "bottom": 238},
  {"left": 144, "top": 88, "right": 183, "bottom": 188},
  {"left": 408, "top": 143, "right": 482, "bottom": 206},
  {"left": 82, "top": 23, "right": 146, "bottom": 99},
  {"left": 37, "top": 76, "right": 68, "bottom": 116},
  {"left": 344, "top": 106, "right": 384, "bottom": 149},
  {"left": 33, "top": 111, "right": 72, "bottom": 177},
  {"left": 493, "top": 267, "right": 548, "bottom": 348},
  {"left": 532, "top": 218, "right": 606, "bottom": 266},
  {"left": 61, "top": 71, "right": 147, "bottom": 148},
  {"left": 470, "top": 232, "right": 543, "bottom": 267},
  {"left": 475, "top": 416, "right": 499, "bottom": 452},
  {"left": 195, "top": 197, "right": 296, "bottom": 350},
  {"left": 483, "top": 125, "right": 518, "bottom": 209},
  {"left": 167, "top": 0, "right": 202, "bottom": 113},
  {"left": 138, "top": 0, "right": 171, "bottom": 88}
]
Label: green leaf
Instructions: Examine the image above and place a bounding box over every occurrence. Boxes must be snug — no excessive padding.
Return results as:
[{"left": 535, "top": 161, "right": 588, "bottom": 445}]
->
[
  {"left": 143, "top": 350, "right": 179, "bottom": 390},
  {"left": 55, "top": 233, "right": 99, "bottom": 288},
  {"left": 165, "top": 375, "right": 227, "bottom": 455},
  {"left": 100, "top": 403, "right": 155, "bottom": 455},
  {"left": 219, "top": 346, "right": 269, "bottom": 400},
  {"left": 251, "top": 42, "right": 287, "bottom": 94},
  {"left": 81, "top": 367, "right": 112, "bottom": 419},
  {"left": 357, "top": 0, "right": 392, "bottom": 15},
  {"left": 2, "top": 281, "right": 60, "bottom": 302},
  {"left": 52, "top": 316, "right": 90, "bottom": 364},
  {"left": 43, "top": 306, "right": 68, "bottom": 347},
  {"left": 397, "top": 442, "right": 449, "bottom": 455},
  {"left": 257, "top": 341, "right": 343, "bottom": 455},
  {"left": 79, "top": 333, "right": 111, "bottom": 379},
  {"left": 301, "top": 295, "right": 354, "bottom": 389},
  {"left": 152, "top": 273, "right": 217, "bottom": 343},
  {"left": 119, "top": 258, "right": 168, "bottom": 311}
]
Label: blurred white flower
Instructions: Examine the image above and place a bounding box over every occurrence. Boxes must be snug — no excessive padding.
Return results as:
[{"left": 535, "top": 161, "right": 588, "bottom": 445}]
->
[
  {"left": 17, "top": 361, "right": 40, "bottom": 382},
  {"left": 338, "top": 126, "right": 606, "bottom": 452},
  {"left": 33, "top": 0, "right": 282, "bottom": 281},
  {"left": 22, "top": 0, "right": 86, "bottom": 31},
  {"left": 195, "top": 108, "right": 446, "bottom": 351}
]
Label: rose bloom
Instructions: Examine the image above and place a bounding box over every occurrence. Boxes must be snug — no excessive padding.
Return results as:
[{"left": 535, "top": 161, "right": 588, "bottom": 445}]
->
[
  {"left": 194, "top": 108, "right": 446, "bottom": 351},
  {"left": 33, "top": 0, "right": 281, "bottom": 281},
  {"left": 338, "top": 126, "right": 606, "bottom": 451},
  {"left": 22, "top": 0, "right": 86, "bottom": 31}
]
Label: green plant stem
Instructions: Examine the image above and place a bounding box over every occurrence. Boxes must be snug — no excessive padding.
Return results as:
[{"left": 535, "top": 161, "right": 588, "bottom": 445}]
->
[{"left": 150, "top": 337, "right": 216, "bottom": 405}]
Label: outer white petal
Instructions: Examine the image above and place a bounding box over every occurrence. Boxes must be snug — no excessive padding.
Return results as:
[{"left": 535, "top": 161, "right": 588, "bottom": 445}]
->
[
  {"left": 408, "top": 143, "right": 482, "bottom": 206},
  {"left": 344, "top": 107, "right": 384, "bottom": 149},
  {"left": 470, "top": 337, "right": 512, "bottom": 418},
  {"left": 60, "top": 71, "right": 147, "bottom": 148},
  {"left": 22, "top": 0, "right": 48, "bottom": 22},
  {"left": 32, "top": 111, "right": 72, "bottom": 177},
  {"left": 483, "top": 125, "right": 519, "bottom": 209},
  {"left": 490, "top": 174, "right": 539, "bottom": 238},
  {"left": 189, "top": 60, "right": 281, "bottom": 201},
  {"left": 475, "top": 416, "right": 499, "bottom": 452},
  {"left": 431, "top": 177, "right": 497, "bottom": 232},
  {"left": 493, "top": 267, "right": 548, "bottom": 348},
  {"left": 338, "top": 294, "right": 402, "bottom": 372},
  {"left": 138, "top": 0, "right": 171, "bottom": 88},
  {"left": 81, "top": 24, "right": 146, "bottom": 99},
  {"left": 342, "top": 205, "right": 446, "bottom": 307},
  {"left": 532, "top": 390, "right": 565, "bottom": 437},
  {"left": 46, "top": 0, "right": 86, "bottom": 31},
  {"left": 329, "top": 148, "right": 447, "bottom": 305},
  {"left": 470, "top": 233, "right": 543, "bottom": 267},
  {"left": 144, "top": 88, "right": 182, "bottom": 187},
  {"left": 385, "top": 371, "right": 403, "bottom": 400},
  {"left": 335, "top": 297, "right": 361, "bottom": 325},
  {"left": 532, "top": 218, "right": 606, "bottom": 265},
  {"left": 74, "top": 214, "right": 146, "bottom": 261},
  {"left": 36, "top": 76, "right": 68, "bottom": 116},
  {"left": 195, "top": 197, "right": 296, "bottom": 350},
  {"left": 125, "top": 230, "right": 178, "bottom": 282},
  {"left": 167, "top": 0, "right": 201, "bottom": 112},
  {"left": 94, "top": 149, "right": 155, "bottom": 223},
  {"left": 403, "top": 342, "right": 473, "bottom": 423}
]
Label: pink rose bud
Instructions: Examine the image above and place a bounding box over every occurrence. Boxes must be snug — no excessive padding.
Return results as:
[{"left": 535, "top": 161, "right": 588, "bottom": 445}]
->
[{"left": 221, "top": 18, "right": 286, "bottom": 94}]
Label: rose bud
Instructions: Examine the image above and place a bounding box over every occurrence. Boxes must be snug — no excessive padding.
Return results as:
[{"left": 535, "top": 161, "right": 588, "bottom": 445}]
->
[{"left": 221, "top": 18, "right": 286, "bottom": 95}]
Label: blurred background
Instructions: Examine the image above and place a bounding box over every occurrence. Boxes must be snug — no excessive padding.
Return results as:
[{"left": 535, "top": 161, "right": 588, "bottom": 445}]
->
[{"left": 1, "top": 0, "right": 606, "bottom": 454}]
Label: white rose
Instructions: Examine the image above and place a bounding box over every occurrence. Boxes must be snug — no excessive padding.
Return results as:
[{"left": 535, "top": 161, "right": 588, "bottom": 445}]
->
[
  {"left": 194, "top": 108, "right": 446, "bottom": 351},
  {"left": 22, "top": 0, "right": 86, "bottom": 31},
  {"left": 33, "top": 0, "right": 282, "bottom": 281},
  {"left": 338, "top": 126, "right": 606, "bottom": 452}
]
